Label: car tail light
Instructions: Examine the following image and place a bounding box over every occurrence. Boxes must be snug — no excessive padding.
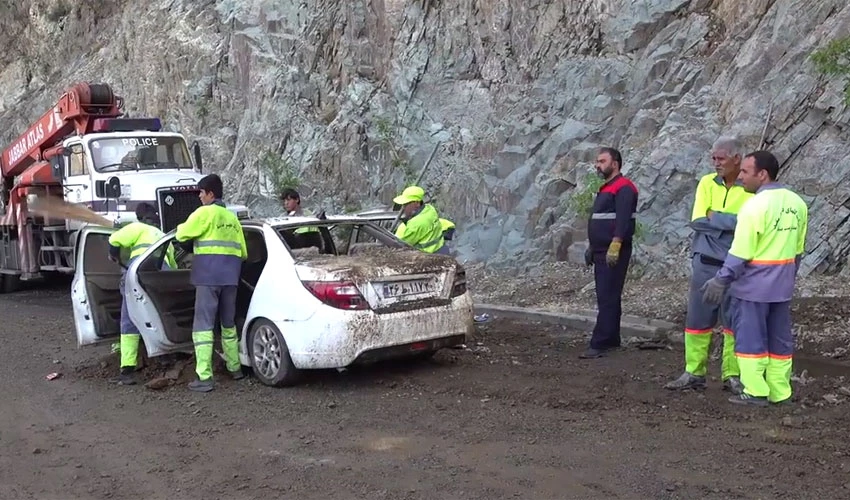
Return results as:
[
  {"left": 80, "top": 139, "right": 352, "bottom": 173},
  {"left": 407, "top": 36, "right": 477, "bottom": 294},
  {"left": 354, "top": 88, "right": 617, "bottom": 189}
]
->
[
  {"left": 451, "top": 266, "right": 467, "bottom": 297},
  {"left": 302, "top": 280, "right": 370, "bottom": 310}
]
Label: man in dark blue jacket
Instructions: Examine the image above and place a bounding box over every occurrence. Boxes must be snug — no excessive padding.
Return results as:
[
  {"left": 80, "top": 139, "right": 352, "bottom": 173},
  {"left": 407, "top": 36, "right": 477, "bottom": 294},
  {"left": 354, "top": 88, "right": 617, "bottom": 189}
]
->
[{"left": 580, "top": 147, "right": 639, "bottom": 359}]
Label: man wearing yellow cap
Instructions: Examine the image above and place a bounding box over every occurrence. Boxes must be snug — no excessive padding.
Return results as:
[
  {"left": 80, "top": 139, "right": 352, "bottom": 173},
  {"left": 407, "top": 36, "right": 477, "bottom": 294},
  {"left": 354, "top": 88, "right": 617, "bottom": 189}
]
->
[{"left": 392, "top": 185, "right": 450, "bottom": 255}]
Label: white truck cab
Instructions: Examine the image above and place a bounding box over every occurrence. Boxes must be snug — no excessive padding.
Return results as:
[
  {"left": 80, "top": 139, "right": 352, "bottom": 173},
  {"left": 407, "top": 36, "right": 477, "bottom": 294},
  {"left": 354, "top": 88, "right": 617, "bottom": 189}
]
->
[{"left": 53, "top": 120, "right": 248, "bottom": 231}]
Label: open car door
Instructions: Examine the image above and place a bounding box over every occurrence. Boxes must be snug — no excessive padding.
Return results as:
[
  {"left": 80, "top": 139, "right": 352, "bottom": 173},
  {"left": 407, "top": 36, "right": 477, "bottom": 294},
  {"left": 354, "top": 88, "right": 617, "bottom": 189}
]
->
[
  {"left": 123, "top": 234, "right": 196, "bottom": 357},
  {"left": 71, "top": 225, "right": 122, "bottom": 347}
]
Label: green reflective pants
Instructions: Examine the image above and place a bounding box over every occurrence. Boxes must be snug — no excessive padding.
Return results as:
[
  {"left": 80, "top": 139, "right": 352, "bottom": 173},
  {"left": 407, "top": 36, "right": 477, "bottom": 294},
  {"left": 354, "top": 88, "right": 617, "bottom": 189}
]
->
[
  {"left": 120, "top": 334, "right": 140, "bottom": 369},
  {"left": 684, "top": 329, "right": 739, "bottom": 379},
  {"left": 192, "top": 285, "right": 241, "bottom": 381},
  {"left": 683, "top": 255, "right": 739, "bottom": 379},
  {"left": 119, "top": 276, "right": 141, "bottom": 368},
  {"left": 729, "top": 298, "right": 794, "bottom": 403}
]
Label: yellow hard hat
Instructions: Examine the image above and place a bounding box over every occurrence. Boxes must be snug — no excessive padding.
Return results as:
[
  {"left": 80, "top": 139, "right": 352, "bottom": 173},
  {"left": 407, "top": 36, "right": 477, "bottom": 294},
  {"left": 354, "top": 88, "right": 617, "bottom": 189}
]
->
[{"left": 393, "top": 185, "right": 425, "bottom": 205}]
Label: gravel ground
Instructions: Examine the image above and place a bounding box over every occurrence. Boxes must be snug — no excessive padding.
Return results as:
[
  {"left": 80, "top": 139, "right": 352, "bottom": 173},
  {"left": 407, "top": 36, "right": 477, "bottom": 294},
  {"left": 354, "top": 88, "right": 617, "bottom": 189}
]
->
[
  {"left": 2, "top": 281, "right": 850, "bottom": 499},
  {"left": 466, "top": 261, "right": 850, "bottom": 357}
]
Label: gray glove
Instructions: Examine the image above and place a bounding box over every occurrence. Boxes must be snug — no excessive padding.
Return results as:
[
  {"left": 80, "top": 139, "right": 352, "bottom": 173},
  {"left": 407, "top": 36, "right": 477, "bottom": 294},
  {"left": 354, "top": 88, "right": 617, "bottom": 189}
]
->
[
  {"left": 584, "top": 247, "right": 593, "bottom": 267},
  {"left": 700, "top": 277, "right": 727, "bottom": 305}
]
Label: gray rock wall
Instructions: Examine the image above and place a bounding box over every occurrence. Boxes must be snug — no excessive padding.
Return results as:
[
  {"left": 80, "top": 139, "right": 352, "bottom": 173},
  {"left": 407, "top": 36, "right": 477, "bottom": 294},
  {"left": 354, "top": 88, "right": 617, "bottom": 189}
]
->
[{"left": 1, "top": 0, "right": 849, "bottom": 277}]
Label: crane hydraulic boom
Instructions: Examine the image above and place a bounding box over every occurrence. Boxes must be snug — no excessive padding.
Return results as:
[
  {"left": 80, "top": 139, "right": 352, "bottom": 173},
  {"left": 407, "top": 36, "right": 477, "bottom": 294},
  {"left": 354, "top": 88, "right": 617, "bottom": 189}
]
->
[{"left": 0, "top": 83, "right": 123, "bottom": 179}]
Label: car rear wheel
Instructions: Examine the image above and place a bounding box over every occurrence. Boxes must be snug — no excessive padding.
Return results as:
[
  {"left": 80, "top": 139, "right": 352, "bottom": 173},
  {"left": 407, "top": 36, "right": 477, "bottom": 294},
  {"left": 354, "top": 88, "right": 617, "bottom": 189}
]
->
[{"left": 248, "top": 318, "right": 301, "bottom": 387}]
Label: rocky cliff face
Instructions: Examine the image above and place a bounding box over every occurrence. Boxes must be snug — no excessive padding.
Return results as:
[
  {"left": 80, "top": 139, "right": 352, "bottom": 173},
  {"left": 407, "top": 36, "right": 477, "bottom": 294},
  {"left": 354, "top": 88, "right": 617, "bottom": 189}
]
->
[{"left": 1, "top": 0, "right": 849, "bottom": 277}]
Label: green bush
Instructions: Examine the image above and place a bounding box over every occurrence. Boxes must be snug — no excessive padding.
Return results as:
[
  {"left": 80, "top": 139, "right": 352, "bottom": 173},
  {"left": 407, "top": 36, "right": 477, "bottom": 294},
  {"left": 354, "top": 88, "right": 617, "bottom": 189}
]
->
[
  {"left": 811, "top": 36, "right": 850, "bottom": 105},
  {"left": 566, "top": 172, "right": 605, "bottom": 218},
  {"left": 260, "top": 150, "right": 300, "bottom": 198}
]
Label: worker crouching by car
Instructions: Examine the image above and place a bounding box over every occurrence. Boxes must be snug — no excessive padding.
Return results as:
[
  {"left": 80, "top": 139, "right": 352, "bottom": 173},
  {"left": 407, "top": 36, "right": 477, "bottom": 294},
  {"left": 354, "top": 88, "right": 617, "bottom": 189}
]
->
[
  {"left": 393, "top": 185, "right": 450, "bottom": 256},
  {"left": 175, "top": 174, "right": 248, "bottom": 393},
  {"left": 107, "top": 203, "right": 176, "bottom": 386}
]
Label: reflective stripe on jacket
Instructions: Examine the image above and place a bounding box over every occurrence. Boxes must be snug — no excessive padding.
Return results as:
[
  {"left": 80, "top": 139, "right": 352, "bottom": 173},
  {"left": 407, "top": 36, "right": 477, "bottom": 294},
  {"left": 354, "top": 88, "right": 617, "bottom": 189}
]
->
[
  {"left": 108, "top": 221, "right": 177, "bottom": 268},
  {"left": 291, "top": 208, "right": 320, "bottom": 234},
  {"left": 716, "top": 183, "right": 808, "bottom": 302},
  {"left": 175, "top": 200, "right": 248, "bottom": 286},
  {"left": 587, "top": 174, "right": 638, "bottom": 251},
  {"left": 395, "top": 204, "right": 445, "bottom": 253}
]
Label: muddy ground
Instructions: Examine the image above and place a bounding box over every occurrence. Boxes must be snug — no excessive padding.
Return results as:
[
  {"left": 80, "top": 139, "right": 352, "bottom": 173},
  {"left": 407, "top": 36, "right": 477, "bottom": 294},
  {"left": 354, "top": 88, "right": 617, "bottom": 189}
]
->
[
  {"left": 2, "top": 280, "right": 850, "bottom": 499},
  {"left": 467, "top": 261, "right": 850, "bottom": 356}
]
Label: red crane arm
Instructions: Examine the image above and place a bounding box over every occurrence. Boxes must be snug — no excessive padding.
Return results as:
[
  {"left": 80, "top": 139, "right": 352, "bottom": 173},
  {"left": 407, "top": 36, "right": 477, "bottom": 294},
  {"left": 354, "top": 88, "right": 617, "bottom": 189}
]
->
[{"left": 0, "top": 83, "right": 123, "bottom": 179}]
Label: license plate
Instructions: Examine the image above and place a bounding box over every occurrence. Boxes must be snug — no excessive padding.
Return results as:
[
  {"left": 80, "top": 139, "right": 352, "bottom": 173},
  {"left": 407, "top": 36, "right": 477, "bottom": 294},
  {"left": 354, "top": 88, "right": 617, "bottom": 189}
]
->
[{"left": 381, "top": 279, "right": 435, "bottom": 298}]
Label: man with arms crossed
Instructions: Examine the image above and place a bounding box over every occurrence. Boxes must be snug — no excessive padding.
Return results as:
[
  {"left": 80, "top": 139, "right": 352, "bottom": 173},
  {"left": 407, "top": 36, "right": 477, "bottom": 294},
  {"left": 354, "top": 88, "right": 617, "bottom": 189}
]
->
[{"left": 666, "top": 136, "right": 752, "bottom": 394}]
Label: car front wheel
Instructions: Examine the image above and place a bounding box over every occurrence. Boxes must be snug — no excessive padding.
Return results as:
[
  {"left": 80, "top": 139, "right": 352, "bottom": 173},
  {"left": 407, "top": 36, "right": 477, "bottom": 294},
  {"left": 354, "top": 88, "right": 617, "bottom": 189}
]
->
[{"left": 248, "top": 318, "right": 301, "bottom": 387}]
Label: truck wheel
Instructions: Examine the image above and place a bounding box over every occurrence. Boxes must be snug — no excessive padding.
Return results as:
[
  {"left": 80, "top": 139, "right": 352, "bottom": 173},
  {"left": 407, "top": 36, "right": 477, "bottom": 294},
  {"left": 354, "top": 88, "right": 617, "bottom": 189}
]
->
[
  {"left": 248, "top": 318, "right": 301, "bottom": 387},
  {"left": 0, "top": 274, "right": 20, "bottom": 294}
]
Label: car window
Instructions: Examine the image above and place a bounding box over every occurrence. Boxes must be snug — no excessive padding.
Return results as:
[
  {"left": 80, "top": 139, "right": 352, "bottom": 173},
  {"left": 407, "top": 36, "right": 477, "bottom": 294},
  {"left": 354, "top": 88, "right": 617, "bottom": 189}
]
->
[
  {"left": 330, "top": 224, "right": 353, "bottom": 253},
  {"left": 338, "top": 222, "right": 407, "bottom": 255},
  {"left": 136, "top": 239, "right": 188, "bottom": 272},
  {"left": 274, "top": 221, "right": 406, "bottom": 257},
  {"left": 83, "top": 232, "right": 123, "bottom": 273},
  {"left": 278, "top": 226, "right": 330, "bottom": 254}
]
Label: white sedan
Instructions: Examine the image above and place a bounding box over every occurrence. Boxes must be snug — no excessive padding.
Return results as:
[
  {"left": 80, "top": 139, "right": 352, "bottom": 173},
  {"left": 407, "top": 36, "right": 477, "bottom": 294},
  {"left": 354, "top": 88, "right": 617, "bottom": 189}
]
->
[{"left": 71, "top": 215, "right": 474, "bottom": 386}]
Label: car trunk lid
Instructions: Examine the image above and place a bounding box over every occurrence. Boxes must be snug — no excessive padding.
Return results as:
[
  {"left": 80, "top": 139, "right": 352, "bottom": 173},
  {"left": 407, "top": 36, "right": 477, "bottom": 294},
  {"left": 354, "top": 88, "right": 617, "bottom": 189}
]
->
[{"left": 292, "top": 246, "right": 456, "bottom": 312}]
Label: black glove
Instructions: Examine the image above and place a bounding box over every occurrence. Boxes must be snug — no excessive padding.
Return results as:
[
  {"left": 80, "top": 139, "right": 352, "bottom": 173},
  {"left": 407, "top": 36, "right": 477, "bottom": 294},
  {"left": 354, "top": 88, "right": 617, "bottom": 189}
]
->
[
  {"left": 700, "top": 277, "right": 727, "bottom": 305},
  {"left": 177, "top": 239, "right": 194, "bottom": 253},
  {"left": 584, "top": 246, "right": 593, "bottom": 267}
]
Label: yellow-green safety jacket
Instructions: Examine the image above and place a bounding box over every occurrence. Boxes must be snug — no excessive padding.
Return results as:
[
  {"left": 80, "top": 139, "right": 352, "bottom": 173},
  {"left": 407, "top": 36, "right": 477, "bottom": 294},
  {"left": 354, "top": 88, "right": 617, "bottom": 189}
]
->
[
  {"left": 176, "top": 200, "right": 248, "bottom": 286},
  {"left": 689, "top": 173, "right": 754, "bottom": 264},
  {"left": 395, "top": 203, "right": 445, "bottom": 253},
  {"left": 290, "top": 207, "right": 320, "bottom": 235},
  {"left": 108, "top": 221, "right": 177, "bottom": 269},
  {"left": 715, "top": 183, "right": 808, "bottom": 302}
]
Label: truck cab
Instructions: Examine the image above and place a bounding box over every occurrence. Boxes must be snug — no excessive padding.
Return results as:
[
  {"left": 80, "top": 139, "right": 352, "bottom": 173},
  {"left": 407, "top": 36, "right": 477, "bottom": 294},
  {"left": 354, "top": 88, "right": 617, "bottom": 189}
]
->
[
  {"left": 0, "top": 82, "right": 250, "bottom": 293},
  {"left": 55, "top": 119, "right": 249, "bottom": 232}
]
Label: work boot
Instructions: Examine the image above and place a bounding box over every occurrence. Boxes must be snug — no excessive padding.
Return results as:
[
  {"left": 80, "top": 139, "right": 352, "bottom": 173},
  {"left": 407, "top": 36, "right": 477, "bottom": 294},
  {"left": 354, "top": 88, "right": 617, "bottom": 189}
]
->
[
  {"left": 664, "top": 372, "right": 706, "bottom": 390},
  {"left": 728, "top": 393, "right": 768, "bottom": 407},
  {"left": 578, "top": 347, "right": 607, "bottom": 359},
  {"left": 116, "top": 367, "right": 136, "bottom": 386},
  {"left": 723, "top": 376, "right": 744, "bottom": 395},
  {"left": 188, "top": 378, "right": 215, "bottom": 393},
  {"left": 229, "top": 369, "right": 245, "bottom": 381},
  {"left": 770, "top": 397, "right": 793, "bottom": 407}
]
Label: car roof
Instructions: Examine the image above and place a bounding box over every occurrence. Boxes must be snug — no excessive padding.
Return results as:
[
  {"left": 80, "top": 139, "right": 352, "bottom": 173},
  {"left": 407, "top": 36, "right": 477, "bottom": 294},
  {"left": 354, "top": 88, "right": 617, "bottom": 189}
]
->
[{"left": 242, "top": 215, "right": 381, "bottom": 229}]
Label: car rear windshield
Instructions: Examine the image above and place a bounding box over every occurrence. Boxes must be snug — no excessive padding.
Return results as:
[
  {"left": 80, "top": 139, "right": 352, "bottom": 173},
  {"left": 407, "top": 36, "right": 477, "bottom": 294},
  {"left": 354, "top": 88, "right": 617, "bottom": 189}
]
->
[{"left": 275, "top": 221, "right": 408, "bottom": 258}]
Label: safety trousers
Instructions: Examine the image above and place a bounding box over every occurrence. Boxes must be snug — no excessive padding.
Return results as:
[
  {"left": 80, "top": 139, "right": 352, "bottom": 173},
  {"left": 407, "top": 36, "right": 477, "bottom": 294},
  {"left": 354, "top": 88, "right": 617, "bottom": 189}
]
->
[
  {"left": 728, "top": 297, "right": 794, "bottom": 403},
  {"left": 683, "top": 254, "right": 739, "bottom": 380},
  {"left": 192, "top": 285, "right": 240, "bottom": 381},
  {"left": 589, "top": 243, "right": 632, "bottom": 350},
  {"left": 119, "top": 275, "right": 141, "bottom": 369}
]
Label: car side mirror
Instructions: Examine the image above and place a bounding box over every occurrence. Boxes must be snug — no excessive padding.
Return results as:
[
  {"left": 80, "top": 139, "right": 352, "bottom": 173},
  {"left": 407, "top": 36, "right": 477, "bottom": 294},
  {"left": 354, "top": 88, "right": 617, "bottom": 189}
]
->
[{"left": 192, "top": 141, "right": 203, "bottom": 173}]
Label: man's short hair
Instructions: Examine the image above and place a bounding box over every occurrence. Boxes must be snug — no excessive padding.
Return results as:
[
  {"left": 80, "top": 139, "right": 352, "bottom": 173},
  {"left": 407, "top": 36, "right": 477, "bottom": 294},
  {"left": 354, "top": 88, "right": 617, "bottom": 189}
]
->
[
  {"left": 135, "top": 202, "right": 159, "bottom": 225},
  {"left": 279, "top": 188, "right": 300, "bottom": 202},
  {"left": 198, "top": 174, "right": 223, "bottom": 199},
  {"left": 713, "top": 136, "right": 742, "bottom": 157},
  {"left": 599, "top": 147, "right": 623, "bottom": 168},
  {"left": 745, "top": 150, "right": 780, "bottom": 181}
]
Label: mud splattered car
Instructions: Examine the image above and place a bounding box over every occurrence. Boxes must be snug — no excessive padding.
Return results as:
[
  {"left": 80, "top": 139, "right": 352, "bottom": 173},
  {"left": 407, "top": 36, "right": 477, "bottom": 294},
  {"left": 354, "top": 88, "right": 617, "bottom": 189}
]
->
[{"left": 71, "top": 216, "right": 474, "bottom": 387}]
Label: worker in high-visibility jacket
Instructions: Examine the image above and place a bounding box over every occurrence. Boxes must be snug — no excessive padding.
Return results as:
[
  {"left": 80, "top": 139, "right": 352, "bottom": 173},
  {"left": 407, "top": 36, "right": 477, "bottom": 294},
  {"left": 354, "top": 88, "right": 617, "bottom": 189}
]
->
[
  {"left": 175, "top": 174, "right": 248, "bottom": 393},
  {"left": 107, "top": 203, "right": 176, "bottom": 386},
  {"left": 392, "top": 185, "right": 449, "bottom": 255},
  {"left": 666, "top": 137, "right": 753, "bottom": 395},
  {"left": 701, "top": 150, "right": 808, "bottom": 407}
]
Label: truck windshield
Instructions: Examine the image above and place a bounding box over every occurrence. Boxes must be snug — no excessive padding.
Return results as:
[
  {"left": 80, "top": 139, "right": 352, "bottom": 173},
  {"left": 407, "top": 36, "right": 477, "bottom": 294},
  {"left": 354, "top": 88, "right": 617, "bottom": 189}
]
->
[{"left": 89, "top": 136, "right": 193, "bottom": 172}]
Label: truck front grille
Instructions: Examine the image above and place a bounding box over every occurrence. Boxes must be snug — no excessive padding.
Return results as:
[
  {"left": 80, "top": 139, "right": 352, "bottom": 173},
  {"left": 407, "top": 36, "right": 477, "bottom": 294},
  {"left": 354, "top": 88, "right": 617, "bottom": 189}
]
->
[{"left": 157, "top": 186, "right": 201, "bottom": 232}]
